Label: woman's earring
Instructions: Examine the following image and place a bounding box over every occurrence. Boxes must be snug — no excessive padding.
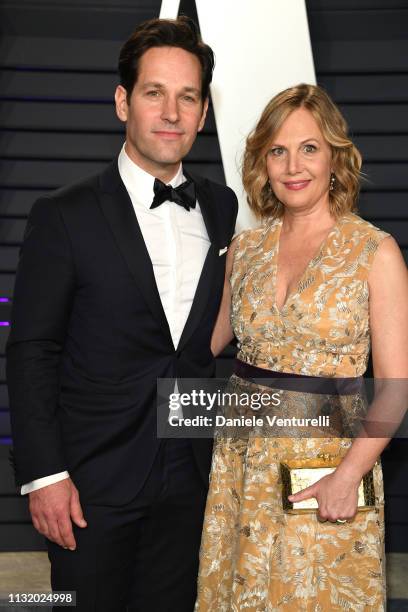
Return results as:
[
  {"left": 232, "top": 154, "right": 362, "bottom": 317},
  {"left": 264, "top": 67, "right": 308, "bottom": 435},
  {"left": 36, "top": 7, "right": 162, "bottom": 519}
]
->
[{"left": 330, "top": 173, "right": 336, "bottom": 191}]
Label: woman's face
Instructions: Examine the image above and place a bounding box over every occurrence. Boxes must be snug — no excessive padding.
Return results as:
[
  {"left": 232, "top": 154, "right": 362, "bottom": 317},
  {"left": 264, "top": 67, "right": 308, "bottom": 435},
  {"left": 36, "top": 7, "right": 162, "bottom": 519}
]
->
[{"left": 266, "top": 107, "right": 332, "bottom": 214}]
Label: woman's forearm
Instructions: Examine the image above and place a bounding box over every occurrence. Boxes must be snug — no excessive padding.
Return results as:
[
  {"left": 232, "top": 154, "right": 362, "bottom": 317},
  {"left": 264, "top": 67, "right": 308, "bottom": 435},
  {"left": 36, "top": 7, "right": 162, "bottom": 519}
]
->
[
  {"left": 336, "top": 379, "right": 407, "bottom": 482},
  {"left": 335, "top": 436, "right": 390, "bottom": 483}
]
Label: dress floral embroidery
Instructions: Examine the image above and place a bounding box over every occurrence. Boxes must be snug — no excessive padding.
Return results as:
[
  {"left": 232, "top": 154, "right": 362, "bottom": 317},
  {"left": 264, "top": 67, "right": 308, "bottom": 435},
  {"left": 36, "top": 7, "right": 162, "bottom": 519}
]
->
[{"left": 196, "top": 213, "right": 389, "bottom": 611}]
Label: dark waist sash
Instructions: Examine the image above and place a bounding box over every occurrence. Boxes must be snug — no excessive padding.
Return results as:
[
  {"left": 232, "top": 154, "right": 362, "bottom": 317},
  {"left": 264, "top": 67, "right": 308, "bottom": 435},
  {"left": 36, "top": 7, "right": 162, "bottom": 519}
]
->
[{"left": 234, "top": 359, "right": 363, "bottom": 396}]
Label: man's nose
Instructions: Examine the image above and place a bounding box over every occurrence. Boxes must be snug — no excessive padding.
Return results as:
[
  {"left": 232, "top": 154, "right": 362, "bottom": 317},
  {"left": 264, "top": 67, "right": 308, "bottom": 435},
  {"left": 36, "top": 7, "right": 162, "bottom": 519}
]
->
[{"left": 161, "top": 95, "right": 179, "bottom": 123}]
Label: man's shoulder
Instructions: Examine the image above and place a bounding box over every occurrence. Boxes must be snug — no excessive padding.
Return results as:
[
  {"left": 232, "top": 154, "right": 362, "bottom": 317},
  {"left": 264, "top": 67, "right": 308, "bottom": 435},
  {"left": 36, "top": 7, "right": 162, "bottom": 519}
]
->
[
  {"left": 37, "top": 160, "right": 117, "bottom": 211},
  {"left": 42, "top": 172, "right": 100, "bottom": 208},
  {"left": 189, "top": 172, "right": 238, "bottom": 210},
  {"left": 199, "top": 175, "right": 236, "bottom": 198}
]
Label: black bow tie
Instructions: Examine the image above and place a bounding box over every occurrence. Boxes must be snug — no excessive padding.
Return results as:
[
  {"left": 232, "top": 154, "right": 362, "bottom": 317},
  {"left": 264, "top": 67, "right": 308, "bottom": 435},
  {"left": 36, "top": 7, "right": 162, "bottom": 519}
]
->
[{"left": 150, "top": 177, "right": 196, "bottom": 212}]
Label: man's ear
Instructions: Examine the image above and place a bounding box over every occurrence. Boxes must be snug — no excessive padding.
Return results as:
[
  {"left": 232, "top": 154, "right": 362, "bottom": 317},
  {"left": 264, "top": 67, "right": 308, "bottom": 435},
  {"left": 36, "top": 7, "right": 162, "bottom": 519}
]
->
[
  {"left": 115, "top": 85, "right": 129, "bottom": 123},
  {"left": 198, "top": 97, "right": 210, "bottom": 132}
]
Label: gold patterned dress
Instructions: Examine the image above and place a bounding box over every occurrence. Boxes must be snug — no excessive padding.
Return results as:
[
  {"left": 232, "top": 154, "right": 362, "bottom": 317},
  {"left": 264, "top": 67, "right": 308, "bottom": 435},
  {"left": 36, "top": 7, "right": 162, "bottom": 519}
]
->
[{"left": 196, "top": 213, "right": 390, "bottom": 611}]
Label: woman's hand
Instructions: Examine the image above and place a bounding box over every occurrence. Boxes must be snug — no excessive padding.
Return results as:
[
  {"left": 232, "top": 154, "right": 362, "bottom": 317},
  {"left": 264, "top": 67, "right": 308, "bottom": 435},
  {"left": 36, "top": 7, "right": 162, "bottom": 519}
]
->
[{"left": 288, "top": 470, "right": 361, "bottom": 522}]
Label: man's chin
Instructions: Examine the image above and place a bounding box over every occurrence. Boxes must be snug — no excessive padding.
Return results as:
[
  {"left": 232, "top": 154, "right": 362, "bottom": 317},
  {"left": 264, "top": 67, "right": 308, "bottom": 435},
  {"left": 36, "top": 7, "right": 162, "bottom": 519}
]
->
[
  {"left": 152, "top": 143, "right": 192, "bottom": 165},
  {"left": 129, "top": 143, "right": 191, "bottom": 171},
  {"left": 152, "top": 155, "right": 187, "bottom": 168}
]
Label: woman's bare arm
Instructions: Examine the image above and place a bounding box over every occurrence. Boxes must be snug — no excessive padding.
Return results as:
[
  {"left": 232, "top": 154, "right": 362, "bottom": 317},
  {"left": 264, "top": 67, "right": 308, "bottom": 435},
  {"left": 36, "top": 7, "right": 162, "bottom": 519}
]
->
[
  {"left": 290, "top": 236, "right": 408, "bottom": 520},
  {"left": 334, "top": 236, "right": 408, "bottom": 481}
]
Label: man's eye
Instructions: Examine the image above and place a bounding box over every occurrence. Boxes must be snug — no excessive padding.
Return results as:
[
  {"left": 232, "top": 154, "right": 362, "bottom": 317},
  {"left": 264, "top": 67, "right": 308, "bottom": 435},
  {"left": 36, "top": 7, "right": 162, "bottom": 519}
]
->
[
  {"left": 303, "top": 144, "right": 317, "bottom": 153},
  {"left": 183, "top": 95, "right": 196, "bottom": 102},
  {"left": 146, "top": 90, "right": 160, "bottom": 97}
]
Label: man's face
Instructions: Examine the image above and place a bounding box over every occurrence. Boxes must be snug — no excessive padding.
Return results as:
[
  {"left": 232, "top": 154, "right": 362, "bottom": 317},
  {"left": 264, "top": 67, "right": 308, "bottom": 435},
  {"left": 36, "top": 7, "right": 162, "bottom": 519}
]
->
[{"left": 115, "top": 46, "right": 208, "bottom": 181}]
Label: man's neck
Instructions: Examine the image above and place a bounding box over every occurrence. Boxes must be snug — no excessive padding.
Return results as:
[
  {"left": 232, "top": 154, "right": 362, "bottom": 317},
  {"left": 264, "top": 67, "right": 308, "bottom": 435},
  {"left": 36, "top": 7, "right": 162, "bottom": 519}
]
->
[{"left": 124, "top": 143, "right": 181, "bottom": 184}]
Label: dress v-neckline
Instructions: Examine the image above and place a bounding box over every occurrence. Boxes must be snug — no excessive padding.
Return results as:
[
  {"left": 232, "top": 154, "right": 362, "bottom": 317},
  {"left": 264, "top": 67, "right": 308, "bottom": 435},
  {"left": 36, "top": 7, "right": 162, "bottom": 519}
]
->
[{"left": 273, "top": 216, "right": 341, "bottom": 314}]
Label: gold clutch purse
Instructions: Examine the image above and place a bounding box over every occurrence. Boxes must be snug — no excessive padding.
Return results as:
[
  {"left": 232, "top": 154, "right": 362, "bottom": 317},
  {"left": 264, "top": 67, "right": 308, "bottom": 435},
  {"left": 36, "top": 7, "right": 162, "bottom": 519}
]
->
[{"left": 280, "top": 458, "right": 376, "bottom": 513}]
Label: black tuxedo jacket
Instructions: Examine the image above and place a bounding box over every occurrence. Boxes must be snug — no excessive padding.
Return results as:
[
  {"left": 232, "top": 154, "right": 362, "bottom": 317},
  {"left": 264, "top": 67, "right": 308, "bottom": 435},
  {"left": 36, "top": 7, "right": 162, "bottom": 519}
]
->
[{"left": 6, "top": 159, "right": 238, "bottom": 505}]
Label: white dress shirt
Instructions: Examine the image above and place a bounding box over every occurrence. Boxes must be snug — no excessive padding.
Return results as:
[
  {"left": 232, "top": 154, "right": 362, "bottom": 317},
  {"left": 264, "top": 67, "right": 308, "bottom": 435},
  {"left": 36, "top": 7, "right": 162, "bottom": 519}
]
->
[{"left": 21, "top": 144, "right": 210, "bottom": 494}]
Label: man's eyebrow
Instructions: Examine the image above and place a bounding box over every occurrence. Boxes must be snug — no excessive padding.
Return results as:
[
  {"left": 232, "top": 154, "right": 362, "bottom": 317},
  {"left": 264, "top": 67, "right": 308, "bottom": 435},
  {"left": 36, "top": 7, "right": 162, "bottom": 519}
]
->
[
  {"left": 141, "top": 82, "right": 165, "bottom": 89},
  {"left": 140, "top": 82, "right": 201, "bottom": 95},
  {"left": 183, "top": 86, "right": 201, "bottom": 95}
]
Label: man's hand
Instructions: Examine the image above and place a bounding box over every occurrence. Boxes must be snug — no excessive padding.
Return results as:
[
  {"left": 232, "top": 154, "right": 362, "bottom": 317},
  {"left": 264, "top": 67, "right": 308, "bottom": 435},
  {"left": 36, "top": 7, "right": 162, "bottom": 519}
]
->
[{"left": 29, "top": 478, "right": 87, "bottom": 550}]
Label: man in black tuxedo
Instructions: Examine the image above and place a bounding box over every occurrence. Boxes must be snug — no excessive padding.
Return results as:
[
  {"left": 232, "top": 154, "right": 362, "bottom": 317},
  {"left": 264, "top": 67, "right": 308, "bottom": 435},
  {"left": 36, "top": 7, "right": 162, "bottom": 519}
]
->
[{"left": 7, "top": 16, "right": 237, "bottom": 611}]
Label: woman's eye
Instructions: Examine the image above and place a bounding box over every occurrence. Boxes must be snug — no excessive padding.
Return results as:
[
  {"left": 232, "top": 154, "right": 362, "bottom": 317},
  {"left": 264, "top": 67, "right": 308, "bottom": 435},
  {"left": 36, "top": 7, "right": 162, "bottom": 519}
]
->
[
  {"left": 270, "top": 147, "right": 284, "bottom": 156},
  {"left": 303, "top": 144, "right": 317, "bottom": 153}
]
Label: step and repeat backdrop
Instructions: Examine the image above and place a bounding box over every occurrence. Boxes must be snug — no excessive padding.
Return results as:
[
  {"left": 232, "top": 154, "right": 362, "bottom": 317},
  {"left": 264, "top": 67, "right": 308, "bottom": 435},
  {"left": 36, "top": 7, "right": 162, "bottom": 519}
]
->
[{"left": 0, "top": 0, "right": 407, "bottom": 551}]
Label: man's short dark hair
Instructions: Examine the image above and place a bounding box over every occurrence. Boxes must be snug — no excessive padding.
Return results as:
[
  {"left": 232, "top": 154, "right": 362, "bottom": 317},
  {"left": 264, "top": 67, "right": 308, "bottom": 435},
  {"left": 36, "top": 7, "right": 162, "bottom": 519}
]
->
[{"left": 118, "top": 16, "right": 215, "bottom": 103}]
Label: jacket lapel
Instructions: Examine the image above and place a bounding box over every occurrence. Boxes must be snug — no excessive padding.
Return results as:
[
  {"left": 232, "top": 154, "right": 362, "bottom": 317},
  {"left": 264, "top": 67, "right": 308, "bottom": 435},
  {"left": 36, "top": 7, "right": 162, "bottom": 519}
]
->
[
  {"left": 185, "top": 171, "right": 219, "bottom": 245},
  {"left": 177, "top": 174, "right": 220, "bottom": 352},
  {"left": 97, "top": 160, "right": 173, "bottom": 345}
]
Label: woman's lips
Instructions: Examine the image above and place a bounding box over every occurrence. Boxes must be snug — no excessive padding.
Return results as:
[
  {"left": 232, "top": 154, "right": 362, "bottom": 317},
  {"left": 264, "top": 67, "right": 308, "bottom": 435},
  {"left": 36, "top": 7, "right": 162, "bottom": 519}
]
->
[{"left": 283, "top": 180, "right": 311, "bottom": 191}]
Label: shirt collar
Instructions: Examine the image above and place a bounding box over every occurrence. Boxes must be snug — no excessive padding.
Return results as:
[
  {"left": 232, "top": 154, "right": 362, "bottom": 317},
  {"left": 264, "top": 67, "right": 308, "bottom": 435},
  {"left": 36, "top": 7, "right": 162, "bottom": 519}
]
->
[{"left": 118, "top": 142, "right": 185, "bottom": 209}]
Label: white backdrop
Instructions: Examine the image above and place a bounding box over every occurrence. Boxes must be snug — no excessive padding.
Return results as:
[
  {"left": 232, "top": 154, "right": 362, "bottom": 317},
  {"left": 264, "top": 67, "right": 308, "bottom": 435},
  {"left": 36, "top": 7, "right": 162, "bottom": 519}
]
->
[{"left": 160, "top": 1, "right": 316, "bottom": 230}]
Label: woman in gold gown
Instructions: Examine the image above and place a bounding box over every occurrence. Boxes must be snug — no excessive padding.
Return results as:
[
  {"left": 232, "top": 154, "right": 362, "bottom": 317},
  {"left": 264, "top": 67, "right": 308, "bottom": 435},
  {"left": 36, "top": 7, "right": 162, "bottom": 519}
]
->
[{"left": 195, "top": 84, "right": 408, "bottom": 611}]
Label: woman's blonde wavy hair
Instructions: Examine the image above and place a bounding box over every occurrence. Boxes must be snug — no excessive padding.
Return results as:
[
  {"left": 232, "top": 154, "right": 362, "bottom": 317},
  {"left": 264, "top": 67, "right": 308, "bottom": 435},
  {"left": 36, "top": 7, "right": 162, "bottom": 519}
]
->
[{"left": 242, "top": 83, "right": 362, "bottom": 219}]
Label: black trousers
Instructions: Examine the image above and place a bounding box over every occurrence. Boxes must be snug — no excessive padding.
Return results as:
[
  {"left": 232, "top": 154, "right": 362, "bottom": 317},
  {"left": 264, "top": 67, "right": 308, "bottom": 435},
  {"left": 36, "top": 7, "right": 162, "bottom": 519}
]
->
[{"left": 47, "top": 439, "right": 208, "bottom": 611}]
